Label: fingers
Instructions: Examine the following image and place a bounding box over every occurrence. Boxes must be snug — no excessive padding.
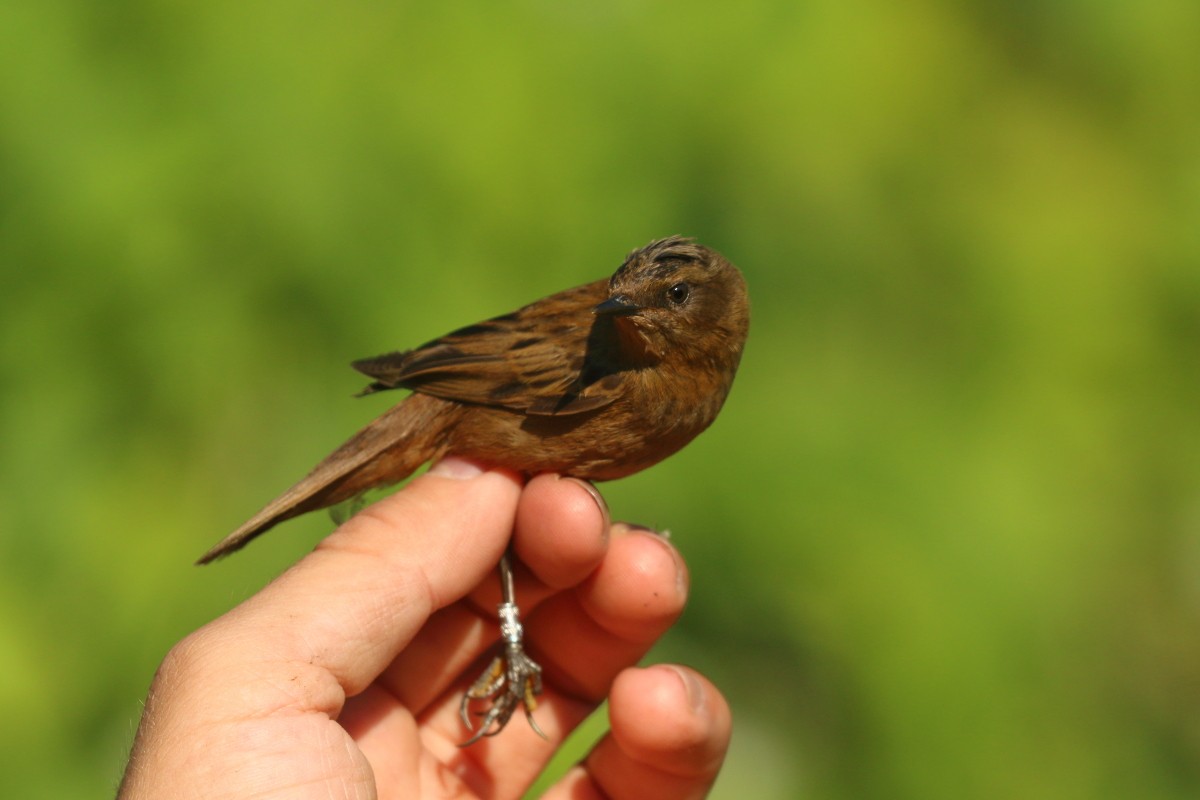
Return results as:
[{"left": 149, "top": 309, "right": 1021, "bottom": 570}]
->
[
  {"left": 133, "top": 465, "right": 730, "bottom": 800},
  {"left": 177, "top": 459, "right": 524, "bottom": 720},
  {"left": 553, "top": 665, "right": 732, "bottom": 800},
  {"left": 419, "top": 523, "right": 690, "bottom": 795},
  {"left": 373, "top": 473, "right": 611, "bottom": 714},
  {"left": 532, "top": 524, "right": 689, "bottom": 702}
]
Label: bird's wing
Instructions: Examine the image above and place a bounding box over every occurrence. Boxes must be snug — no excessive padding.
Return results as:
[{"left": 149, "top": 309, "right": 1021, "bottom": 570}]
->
[{"left": 352, "top": 279, "right": 622, "bottom": 416}]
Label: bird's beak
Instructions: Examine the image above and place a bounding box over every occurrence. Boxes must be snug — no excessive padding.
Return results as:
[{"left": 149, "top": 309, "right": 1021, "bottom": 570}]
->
[{"left": 593, "top": 294, "right": 642, "bottom": 317}]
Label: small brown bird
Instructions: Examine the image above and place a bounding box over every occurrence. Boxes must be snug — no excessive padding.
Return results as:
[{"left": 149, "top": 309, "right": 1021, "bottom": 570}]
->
[{"left": 198, "top": 235, "right": 749, "bottom": 742}]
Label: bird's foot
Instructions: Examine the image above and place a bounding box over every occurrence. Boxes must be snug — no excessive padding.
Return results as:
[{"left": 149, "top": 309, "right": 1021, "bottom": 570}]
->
[{"left": 459, "top": 601, "right": 545, "bottom": 746}]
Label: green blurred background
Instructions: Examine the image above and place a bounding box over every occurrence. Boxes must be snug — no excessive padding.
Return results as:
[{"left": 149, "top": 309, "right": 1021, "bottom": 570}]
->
[{"left": 2, "top": 1, "right": 1199, "bottom": 797}]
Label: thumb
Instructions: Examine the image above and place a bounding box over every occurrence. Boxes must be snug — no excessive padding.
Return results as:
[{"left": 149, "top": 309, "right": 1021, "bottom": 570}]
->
[{"left": 205, "top": 459, "right": 523, "bottom": 706}]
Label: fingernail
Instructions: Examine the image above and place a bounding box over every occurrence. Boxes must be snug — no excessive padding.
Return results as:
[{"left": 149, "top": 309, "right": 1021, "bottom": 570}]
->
[
  {"left": 563, "top": 476, "right": 611, "bottom": 535},
  {"left": 620, "top": 522, "right": 670, "bottom": 540},
  {"left": 664, "top": 665, "right": 707, "bottom": 715},
  {"left": 428, "top": 457, "right": 484, "bottom": 480}
]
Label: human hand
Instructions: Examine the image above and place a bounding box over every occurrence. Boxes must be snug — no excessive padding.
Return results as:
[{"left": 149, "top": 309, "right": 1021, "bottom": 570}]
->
[{"left": 118, "top": 458, "right": 732, "bottom": 799}]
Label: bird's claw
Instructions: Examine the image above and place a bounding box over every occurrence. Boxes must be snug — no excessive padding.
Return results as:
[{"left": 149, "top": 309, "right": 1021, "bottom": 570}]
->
[
  {"left": 458, "top": 600, "right": 546, "bottom": 746},
  {"left": 458, "top": 644, "right": 544, "bottom": 746}
]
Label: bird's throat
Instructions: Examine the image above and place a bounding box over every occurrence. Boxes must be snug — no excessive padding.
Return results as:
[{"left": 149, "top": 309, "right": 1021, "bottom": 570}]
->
[{"left": 612, "top": 316, "right": 662, "bottom": 366}]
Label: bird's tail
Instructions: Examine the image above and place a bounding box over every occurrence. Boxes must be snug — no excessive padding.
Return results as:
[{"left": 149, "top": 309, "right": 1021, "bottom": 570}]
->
[{"left": 196, "top": 393, "right": 453, "bottom": 564}]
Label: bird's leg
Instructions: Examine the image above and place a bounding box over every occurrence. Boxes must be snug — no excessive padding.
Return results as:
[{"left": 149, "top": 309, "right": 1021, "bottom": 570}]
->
[{"left": 458, "top": 549, "right": 546, "bottom": 746}]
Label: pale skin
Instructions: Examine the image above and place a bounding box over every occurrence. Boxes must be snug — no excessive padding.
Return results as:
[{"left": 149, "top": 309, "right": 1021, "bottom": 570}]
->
[{"left": 119, "top": 457, "right": 732, "bottom": 799}]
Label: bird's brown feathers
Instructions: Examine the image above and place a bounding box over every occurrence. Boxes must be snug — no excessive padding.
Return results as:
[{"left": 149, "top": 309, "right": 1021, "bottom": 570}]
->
[
  {"left": 200, "top": 236, "right": 749, "bottom": 563},
  {"left": 351, "top": 280, "right": 621, "bottom": 416}
]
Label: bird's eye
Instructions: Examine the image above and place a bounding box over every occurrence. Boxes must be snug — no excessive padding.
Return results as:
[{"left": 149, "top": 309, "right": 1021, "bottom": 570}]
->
[{"left": 666, "top": 282, "right": 690, "bottom": 305}]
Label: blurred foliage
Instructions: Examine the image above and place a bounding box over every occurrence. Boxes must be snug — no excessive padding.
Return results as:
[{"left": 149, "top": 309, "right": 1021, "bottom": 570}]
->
[{"left": 2, "top": 1, "right": 1199, "bottom": 798}]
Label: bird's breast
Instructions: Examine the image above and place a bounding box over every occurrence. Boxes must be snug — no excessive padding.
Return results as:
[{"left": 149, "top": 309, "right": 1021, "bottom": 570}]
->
[{"left": 441, "top": 360, "right": 728, "bottom": 481}]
